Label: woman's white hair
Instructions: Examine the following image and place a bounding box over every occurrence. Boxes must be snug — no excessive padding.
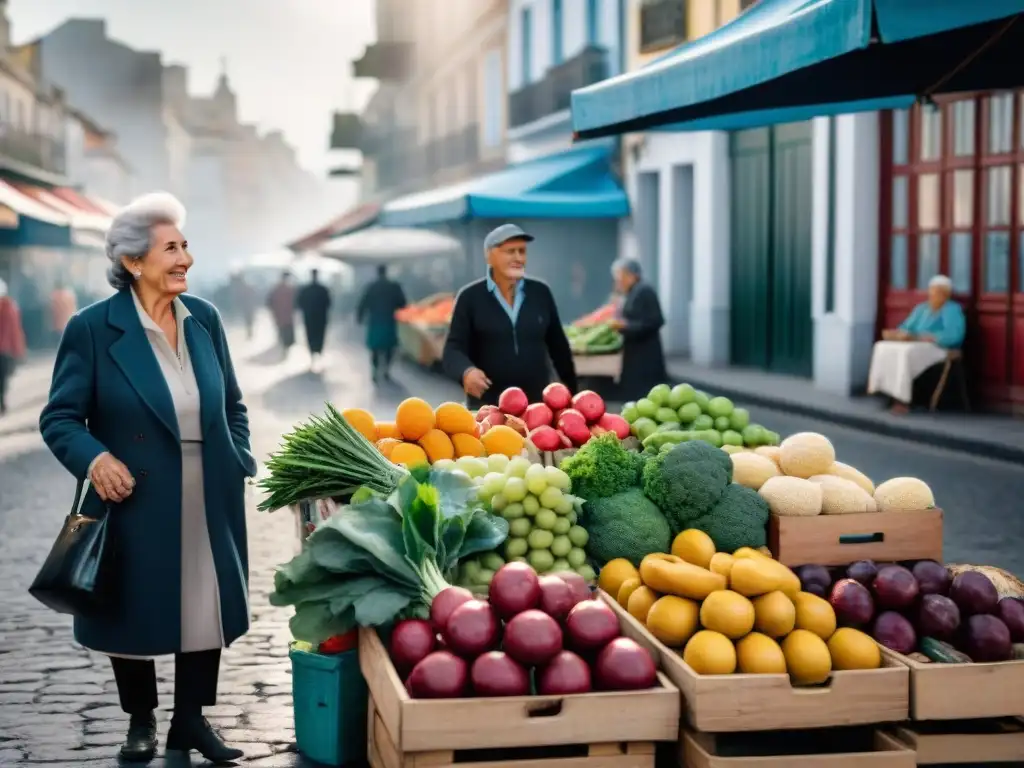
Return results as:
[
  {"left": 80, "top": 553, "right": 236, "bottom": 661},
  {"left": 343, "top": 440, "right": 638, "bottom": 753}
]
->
[
  {"left": 105, "top": 192, "right": 187, "bottom": 290},
  {"left": 928, "top": 274, "right": 953, "bottom": 291}
]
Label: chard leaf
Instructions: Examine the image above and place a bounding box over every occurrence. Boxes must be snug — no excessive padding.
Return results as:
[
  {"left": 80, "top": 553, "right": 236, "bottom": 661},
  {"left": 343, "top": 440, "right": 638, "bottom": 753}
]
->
[
  {"left": 440, "top": 515, "right": 468, "bottom": 572},
  {"left": 325, "top": 575, "right": 397, "bottom": 615},
  {"left": 328, "top": 498, "right": 420, "bottom": 587},
  {"left": 273, "top": 548, "right": 329, "bottom": 591},
  {"left": 270, "top": 574, "right": 375, "bottom": 607},
  {"left": 407, "top": 485, "right": 440, "bottom": 553},
  {"left": 289, "top": 601, "right": 355, "bottom": 644},
  {"left": 429, "top": 469, "right": 479, "bottom": 519},
  {"left": 402, "top": 509, "right": 428, "bottom": 568},
  {"left": 353, "top": 586, "right": 414, "bottom": 627},
  {"left": 459, "top": 511, "right": 510, "bottom": 560},
  {"left": 308, "top": 527, "right": 385, "bottom": 578}
]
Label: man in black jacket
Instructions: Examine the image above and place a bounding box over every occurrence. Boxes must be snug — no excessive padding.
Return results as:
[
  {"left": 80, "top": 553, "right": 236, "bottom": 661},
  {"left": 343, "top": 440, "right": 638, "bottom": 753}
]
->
[{"left": 443, "top": 224, "right": 577, "bottom": 407}]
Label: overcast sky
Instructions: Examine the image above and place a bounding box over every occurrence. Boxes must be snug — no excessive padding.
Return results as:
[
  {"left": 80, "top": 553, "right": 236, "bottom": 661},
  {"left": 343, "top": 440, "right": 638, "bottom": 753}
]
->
[{"left": 8, "top": 0, "right": 378, "bottom": 178}]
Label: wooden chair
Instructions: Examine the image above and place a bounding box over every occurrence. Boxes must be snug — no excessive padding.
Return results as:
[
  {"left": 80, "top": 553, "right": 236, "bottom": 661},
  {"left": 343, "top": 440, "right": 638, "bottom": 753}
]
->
[{"left": 929, "top": 350, "right": 971, "bottom": 412}]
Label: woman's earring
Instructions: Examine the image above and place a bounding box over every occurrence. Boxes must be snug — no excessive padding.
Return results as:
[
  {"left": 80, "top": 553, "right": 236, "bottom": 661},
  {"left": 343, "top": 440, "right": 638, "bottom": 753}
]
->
[{"left": 133, "top": 270, "right": 142, "bottom": 278}]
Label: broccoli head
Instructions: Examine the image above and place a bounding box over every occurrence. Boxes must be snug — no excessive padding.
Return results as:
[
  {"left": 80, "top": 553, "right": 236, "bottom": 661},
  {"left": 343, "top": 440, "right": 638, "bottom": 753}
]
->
[
  {"left": 692, "top": 483, "right": 770, "bottom": 553},
  {"left": 584, "top": 488, "right": 671, "bottom": 567},
  {"left": 560, "top": 433, "right": 642, "bottom": 501},
  {"left": 641, "top": 440, "right": 732, "bottom": 534}
]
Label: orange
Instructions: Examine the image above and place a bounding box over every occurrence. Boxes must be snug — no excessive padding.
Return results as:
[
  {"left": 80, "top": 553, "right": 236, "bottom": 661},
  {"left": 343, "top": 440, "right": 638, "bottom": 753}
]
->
[
  {"left": 341, "top": 408, "right": 377, "bottom": 442},
  {"left": 418, "top": 429, "right": 455, "bottom": 464},
  {"left": 376, "top": 421, "right": 401, "bottom": 440},
  {"left": 376, "top": 438, "right": 402, "bottom": 459},
  {"left": 435, "top": 402, "right": 476, "bottom": 435},
  {"left": 451, "top": 433, "right": 485, "bottom": 458},
  {"left": 396, "top": 398, "right": 435, "bottom": 441},
  {"left": 390, "top": 442, "right": 429, "bottom": 468},
  {"left": 479, "top": 424, "right": 525, "bottom": 458}
]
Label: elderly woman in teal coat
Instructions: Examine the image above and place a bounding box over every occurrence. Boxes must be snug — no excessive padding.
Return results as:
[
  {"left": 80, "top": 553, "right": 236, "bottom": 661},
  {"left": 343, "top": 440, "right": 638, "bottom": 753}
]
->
[
  {"left": 868, "top": 274, "right": 967, "bottom": 412},
  {"left": 39, "top": 192, "right": 255, "bottom": 765}
]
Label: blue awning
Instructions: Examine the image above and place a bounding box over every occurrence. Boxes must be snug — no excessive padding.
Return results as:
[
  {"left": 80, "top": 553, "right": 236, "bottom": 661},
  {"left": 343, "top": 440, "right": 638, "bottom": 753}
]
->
[
  {"left": 379, "top": 145, "right": 629, "bottom": 228},
  {"left": 571, "top": 0, "right": 1024, "bottom": 139}
]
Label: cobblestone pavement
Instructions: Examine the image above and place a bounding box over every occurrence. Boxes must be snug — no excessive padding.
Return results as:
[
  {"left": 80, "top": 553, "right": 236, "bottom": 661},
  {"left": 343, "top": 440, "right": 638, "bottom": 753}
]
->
[{"left": 0, "top": 316, "right": 461, "bottom": 767}]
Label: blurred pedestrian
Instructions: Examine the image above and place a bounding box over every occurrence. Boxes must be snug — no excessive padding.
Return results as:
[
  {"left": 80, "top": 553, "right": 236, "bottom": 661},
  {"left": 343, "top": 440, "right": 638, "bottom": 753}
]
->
[
  {"left": 297, "top": 268, "right": 332, "bottom": 372},
  {"left": 230, "top": 273, "right": 258, "bottom": 340},
  {"left": 50, "top": 278, "right": 77, "bottom": 342},
  {"left": 266, "top": 271, "right": 296, "bottom": 353},
  {"left": 608, "top": 258, "right": 667, "bottom": 400},
  {"left": 357, "top": 264, "right": 407, "bottom": 383},
  {"left": 443, "top": 224, "right": 576, "bottom": 407},
  {"left": 0, "top": 277, "right": 27, "bottom": 415},
  {"left": 38, "top": 192, "right": 253, "bottom": 764}
]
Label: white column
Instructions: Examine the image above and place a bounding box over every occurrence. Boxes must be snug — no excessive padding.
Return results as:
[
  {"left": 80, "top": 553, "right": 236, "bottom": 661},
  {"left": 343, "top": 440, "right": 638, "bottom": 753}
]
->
[
  {"left": 689, "top": 131, "right": 730, "bottom": 365},
  {"left": 812, "top": 112, "right": 880, "bottom": 394}
]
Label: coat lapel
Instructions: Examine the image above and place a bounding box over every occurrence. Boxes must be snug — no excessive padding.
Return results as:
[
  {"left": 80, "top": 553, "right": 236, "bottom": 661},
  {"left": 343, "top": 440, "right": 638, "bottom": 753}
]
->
[
  {"left": 183, "top": 316, "right": 221, "bottom": 437},
  {"left": 107, "top": 290, "right": 180, "bottom": 440}
]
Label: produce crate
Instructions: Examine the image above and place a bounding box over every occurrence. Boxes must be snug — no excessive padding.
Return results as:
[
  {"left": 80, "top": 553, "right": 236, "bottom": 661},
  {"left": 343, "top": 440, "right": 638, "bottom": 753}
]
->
[
  {"left": 291, "top": 644, "right": 367, "bottom": 766},
  {"left": 880, "top": 648, "right": 1024, "bottom": 721},
  {"left": 357, "top": 626, "right": 680, "bottom": 762},
  {"left": 768, "top": 510, "right": 943, "bottom": 567},
  {"left": 600, "top": 592, "right": 910, "bottom": 733},
  {"left": 397, "top": 321, "right": 446, "bottom": 367},
  {"left": 891, "top": 717, "right": 1024, "bottom": 764},
  {"left": 682, "top": 727, "right": 914, "bottom": 768},
  {"left": 572, "top": 352, "right": 623, "bottom": 381}
]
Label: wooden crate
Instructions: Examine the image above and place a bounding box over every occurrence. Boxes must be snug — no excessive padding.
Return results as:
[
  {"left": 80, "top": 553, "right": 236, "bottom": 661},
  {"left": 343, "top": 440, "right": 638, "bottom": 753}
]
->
[
  {"left": 892, "top": 717, "right": 1024, "bottom": 764},
  {"left": 768, "top": 510, "right": 943, "bottom": 567},
  {"left": 357, "top": 626, "right": 680, "bottom": 755},
  {"left": 880, "top": 648, "right": 1024, "bottom": 721},
  {"left": 601, "top": 592, "right": 910, "bottom": 733},
  {"left": 682, "top": 728, "right": 914, "bottom": 768},
  {"left": 572, "top": 352, "right": 623, "bottom": 381},
  {"left": 368, "top": 694, "right": 656, "bottom": 768}
]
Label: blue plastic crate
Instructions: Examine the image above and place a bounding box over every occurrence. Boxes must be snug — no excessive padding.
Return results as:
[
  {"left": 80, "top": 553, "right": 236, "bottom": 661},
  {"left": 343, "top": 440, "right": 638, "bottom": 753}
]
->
[{"left": 291, "top": 645, "right": 368, "bottom": 766}]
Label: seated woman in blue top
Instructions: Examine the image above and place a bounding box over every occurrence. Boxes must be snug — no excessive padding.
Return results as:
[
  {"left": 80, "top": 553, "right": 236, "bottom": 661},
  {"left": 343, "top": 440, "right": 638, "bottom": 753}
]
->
[{"left": 868, "top": 275, "right": 966, "bottom": 412}]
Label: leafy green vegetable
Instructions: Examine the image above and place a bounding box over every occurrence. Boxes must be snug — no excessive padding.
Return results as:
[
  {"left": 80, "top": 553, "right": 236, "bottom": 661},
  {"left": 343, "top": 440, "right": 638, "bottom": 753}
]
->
[
  {"left": 559, "top": 433, "right": 643, "bottom": 500},
  {"left": 270, "top": 467, "right": 509, "bottom": 643},
  {"left": 258, "top": 404, "right": 407, "bottom": 511}
]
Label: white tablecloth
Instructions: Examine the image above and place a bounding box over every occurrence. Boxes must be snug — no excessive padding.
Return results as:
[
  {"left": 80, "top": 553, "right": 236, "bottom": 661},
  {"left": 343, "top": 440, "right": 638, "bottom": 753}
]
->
[{"left": 867, "top": 341, "right": 948, "bottom": 404}]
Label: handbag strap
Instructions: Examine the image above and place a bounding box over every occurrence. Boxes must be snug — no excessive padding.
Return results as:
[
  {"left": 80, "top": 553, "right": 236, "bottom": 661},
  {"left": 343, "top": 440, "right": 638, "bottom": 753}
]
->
[{"left": 71, "top": 478, "right": 92, "bottom": 517}]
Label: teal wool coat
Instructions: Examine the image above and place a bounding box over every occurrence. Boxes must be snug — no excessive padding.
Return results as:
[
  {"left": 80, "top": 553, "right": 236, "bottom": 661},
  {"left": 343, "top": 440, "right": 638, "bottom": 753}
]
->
[{"left": 39, "top": 289, "right": 257, "bottom": 656}]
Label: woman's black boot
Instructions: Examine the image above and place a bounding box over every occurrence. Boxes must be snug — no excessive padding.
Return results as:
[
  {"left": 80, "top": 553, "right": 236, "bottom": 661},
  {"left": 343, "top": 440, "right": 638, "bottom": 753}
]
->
[
  {"left": 119, "top": 711, "right": 157, "bottom": 762},
  {"left": 166, "top": 714, "right": 244, "bottom": 764}
]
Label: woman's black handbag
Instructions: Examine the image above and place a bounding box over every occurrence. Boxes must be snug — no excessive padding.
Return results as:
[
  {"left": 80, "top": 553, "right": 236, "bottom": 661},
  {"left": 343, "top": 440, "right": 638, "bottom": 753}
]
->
[{"left": 29, "top": 479, "right": 117, "bottom": 616}]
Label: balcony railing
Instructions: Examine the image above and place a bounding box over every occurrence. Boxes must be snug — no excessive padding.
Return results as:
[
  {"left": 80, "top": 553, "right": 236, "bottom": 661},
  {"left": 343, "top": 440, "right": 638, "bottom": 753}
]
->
[
  {"left": 639, "top": 0, "right": 687, "bottom": 53},
  {"left": 0, "top": 125, "right": 66, "bottom": 176},
  {"left": 329, "top": 112, "right": 363, "bottom": 150},
  {"left": 352, "top": 42, "right": 415, "bottom": 81},
  {"left": 508, "top": 46, "right": 610, "bottom": 129}
]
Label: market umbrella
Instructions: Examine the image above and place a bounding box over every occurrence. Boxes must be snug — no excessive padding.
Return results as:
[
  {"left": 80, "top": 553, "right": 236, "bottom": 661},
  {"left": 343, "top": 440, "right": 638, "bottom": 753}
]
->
[
  {"left": 242, "top": 250, "right": 350, "bottom": 278},
  {"left": 571, "top": 0, "right": 1024, "bottom": 139},
  {"left": 319, "top": 226, "right": 463, "bottom": 265}
]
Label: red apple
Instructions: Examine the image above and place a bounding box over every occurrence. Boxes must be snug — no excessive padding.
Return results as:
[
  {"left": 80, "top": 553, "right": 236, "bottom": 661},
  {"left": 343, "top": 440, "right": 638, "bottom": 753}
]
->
[
  {"left": 529, "top": 426, "right": 562, "bottom": 451},
  {"left": 523, "top": 403, "right": 554, "bottom": 430},
  {"left": 498, "top": 387, "right": 529, "bottom": 416},
  {"left": 542, "top": 382, "right": 572, "bottom": 411},
  {"left": 557, "top": 410, "right": 591, "bottom": 446},
  {"left": 571, "top": 391, "right": 606, "bottom": 423},
  {"left": 597, "top": 413, "right": 630, "bottom": 439}
]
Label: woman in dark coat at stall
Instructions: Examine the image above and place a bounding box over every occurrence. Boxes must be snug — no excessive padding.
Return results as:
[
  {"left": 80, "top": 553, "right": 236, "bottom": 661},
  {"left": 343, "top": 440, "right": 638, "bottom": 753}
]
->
[
  {"left": 39, "top": 192, "right": 255, "bottom": 765},
  {"left": 609, "top": 258, "right": 667, "bottom": 401}
]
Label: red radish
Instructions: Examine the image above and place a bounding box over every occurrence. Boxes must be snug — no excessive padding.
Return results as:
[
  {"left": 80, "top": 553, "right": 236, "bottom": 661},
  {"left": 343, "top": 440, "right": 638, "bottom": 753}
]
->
[
  {"left": 475, "top": 405, "right": 500, "bottom": 423},
  {"left": 470, "top": 651, "right": 530, "bottom": 697},
  {"left": 389, "top": 620, "right": 436, "bottom": 675},
  {"left": 489, "top": 562, "right": 541, "bottom": 619},
  {"left": 498, "top": 387, "right": 529, "bottom": 416},
  {"left": 557, "top": 430, "right": 574, "bottom": 449},
  {"left": 594, "top": 638, "right": 657, "bottom": 690},
  {"left": 555, "top": 571, "right": 592, "bottom": 604},
  {"left": 523, "top": 402, "right": 554, "bottom": 430},
  {"left": 503, "top": 609, "right": 564, "bottom": 666},
  {"left": 597, "top": 413, "right": 630, "bottom": 439},
  {"left": 430, "top": 586, "right": 474, "bottom": 633},
  {"left": 571, "top": 390, "right": 606, "bottom": 423},
  {"left": 557, "top": 409, "right": 591, "bottom": 446},
  {"left": 407, "top": 651, "right": 468, "bottom": 698},
  {"left": 444, "top": 600, "right": 500, "bottom": 658},
  {"left": 537, "top": 651, "right": 592, "bottom": 695},
  {"left": 542, "top": 382, "right": 572, "bottom": 411},
  {"left": 537, "top": 575, "right": 575, "bottom": 622},
  {"left": 565, "top": 600, "right": 620, "bottom": 651},
  {"left": 505, "top": 415, "right": 528, "bottom": 437},
  {"left": 529, "top": 426, "right": 562, "bottom": 452}
]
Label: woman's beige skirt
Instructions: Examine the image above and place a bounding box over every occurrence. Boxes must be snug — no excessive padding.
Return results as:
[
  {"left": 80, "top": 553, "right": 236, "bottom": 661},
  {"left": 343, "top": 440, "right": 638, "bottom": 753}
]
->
[{"left": 180, "top": 441, "right": 225, "bottom": 653}]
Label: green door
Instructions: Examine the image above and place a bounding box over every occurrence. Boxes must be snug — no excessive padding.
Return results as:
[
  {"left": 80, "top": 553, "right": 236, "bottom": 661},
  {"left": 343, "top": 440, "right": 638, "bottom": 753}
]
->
[{"left": 729, "top": 122, "right": 814, "bottom": 377}]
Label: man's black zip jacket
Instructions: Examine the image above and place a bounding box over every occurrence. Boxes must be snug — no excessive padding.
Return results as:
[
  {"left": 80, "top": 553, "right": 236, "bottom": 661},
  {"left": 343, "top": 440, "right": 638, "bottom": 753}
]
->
[{"left": 442, "top": 277, "right": 578, "bottom": 408}]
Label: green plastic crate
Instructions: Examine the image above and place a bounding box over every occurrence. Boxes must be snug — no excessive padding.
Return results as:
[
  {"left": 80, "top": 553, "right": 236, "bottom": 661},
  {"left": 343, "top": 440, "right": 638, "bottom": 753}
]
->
[{"left": 291, "top": 645, "right": 367, "bottom": 766}]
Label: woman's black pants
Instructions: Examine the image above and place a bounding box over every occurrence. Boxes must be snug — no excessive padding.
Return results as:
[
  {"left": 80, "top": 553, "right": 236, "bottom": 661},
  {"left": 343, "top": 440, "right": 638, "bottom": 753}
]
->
[{"left": 110, "top": 650, "right": 221, "bottom": 716}]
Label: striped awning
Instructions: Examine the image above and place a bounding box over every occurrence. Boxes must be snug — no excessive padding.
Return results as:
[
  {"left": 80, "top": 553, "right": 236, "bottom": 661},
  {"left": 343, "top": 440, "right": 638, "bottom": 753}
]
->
[{"left": 10, "top": 182, "right": 111, "bottom": 232}]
